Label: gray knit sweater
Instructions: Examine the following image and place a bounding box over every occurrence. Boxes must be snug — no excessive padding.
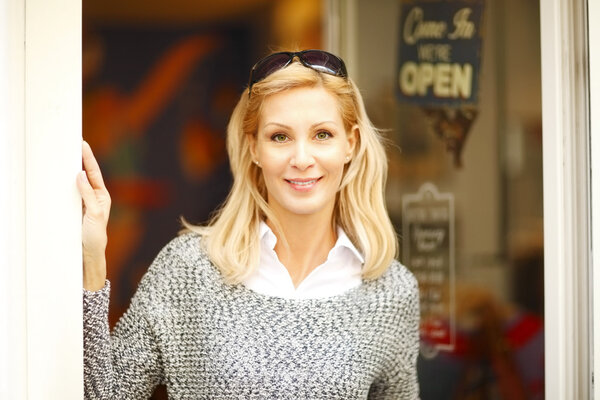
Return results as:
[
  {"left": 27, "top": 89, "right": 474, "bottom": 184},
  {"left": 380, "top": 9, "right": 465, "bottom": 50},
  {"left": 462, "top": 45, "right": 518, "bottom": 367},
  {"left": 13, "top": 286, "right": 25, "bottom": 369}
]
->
[{"left": 83, "top": 233, "right": 420, "bottom": 399}]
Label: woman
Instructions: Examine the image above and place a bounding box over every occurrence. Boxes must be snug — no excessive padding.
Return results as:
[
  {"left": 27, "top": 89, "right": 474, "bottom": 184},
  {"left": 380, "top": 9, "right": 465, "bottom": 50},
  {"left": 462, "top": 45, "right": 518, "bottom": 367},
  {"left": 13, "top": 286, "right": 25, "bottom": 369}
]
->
[{"left": 79, "top": 50, "right": 420, "bottom": 399}]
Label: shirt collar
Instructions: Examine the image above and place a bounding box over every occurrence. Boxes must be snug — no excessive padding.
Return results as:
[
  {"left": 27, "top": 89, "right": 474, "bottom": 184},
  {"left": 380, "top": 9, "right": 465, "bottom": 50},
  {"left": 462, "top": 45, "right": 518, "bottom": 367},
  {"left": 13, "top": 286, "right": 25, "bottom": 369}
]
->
[
  {"left": 258, "top": 221, "right": 364, "bottom": 264},
  {"left": 334, "top": 225, "right": 365, "bottom": 264}
]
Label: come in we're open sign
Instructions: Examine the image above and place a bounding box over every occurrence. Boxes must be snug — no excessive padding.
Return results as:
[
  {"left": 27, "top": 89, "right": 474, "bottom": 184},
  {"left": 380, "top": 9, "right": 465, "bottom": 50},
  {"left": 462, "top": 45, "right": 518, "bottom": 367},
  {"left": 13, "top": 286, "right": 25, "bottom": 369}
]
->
[{"left": 396, "top": 0, "right": 485, "bottom": 107}]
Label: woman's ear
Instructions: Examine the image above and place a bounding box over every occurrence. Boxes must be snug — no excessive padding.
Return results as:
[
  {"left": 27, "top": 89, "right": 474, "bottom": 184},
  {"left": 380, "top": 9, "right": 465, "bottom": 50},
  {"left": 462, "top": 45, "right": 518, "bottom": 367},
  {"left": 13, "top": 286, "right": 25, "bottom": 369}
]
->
[
  {"left": 346, "top": 125, "right": 359, "bottom": 158},
  {"left": 247, "top": 133, "right": 257, "bottom": 161}
]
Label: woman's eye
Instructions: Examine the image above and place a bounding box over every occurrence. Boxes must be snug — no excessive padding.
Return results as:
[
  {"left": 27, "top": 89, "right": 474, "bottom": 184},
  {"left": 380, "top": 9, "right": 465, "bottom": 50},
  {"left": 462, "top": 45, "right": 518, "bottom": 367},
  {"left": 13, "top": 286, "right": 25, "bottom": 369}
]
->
[
  {"left": 271, "top": 134, "right": 288, "bottom": 143},
  {"left": 315, "top": 131, "right": 332, "bottom": 140}
]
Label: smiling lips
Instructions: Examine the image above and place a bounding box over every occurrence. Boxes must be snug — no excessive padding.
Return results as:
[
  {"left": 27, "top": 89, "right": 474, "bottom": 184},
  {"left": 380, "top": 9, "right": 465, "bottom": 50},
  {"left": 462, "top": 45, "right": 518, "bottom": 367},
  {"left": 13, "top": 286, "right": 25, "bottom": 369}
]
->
[{"left": 285, "top": 177, "right": 322, "bottom": 191}]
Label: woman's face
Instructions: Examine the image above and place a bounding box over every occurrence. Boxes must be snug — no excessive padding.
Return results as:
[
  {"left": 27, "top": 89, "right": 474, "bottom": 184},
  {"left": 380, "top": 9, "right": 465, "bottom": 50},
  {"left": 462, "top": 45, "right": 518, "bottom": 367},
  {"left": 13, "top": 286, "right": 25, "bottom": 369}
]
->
[{"left": 249, "top": 86, "right": 357, "bottom": 222}]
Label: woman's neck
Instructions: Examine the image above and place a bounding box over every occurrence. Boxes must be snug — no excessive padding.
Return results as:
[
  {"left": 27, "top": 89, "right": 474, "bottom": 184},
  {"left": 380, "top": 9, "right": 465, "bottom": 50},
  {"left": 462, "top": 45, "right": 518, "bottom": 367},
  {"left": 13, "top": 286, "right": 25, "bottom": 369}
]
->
[{"left": 267, "top": 213, "right": 336, "bottom": 288}]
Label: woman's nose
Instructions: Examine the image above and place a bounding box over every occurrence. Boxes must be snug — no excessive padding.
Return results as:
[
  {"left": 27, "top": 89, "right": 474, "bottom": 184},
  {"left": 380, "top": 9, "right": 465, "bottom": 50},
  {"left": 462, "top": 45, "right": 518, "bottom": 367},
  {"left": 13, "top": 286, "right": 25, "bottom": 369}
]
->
[{"left": 290, "top": 141, "right": 315, "bottom": 170}]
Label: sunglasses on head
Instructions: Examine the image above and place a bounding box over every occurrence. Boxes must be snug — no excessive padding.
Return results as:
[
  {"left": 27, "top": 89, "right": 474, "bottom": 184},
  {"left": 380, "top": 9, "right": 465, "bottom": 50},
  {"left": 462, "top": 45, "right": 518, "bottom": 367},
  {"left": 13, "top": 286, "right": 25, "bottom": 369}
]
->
[{"left": 247, "top": 50, "right": 348, "bottom": 97}]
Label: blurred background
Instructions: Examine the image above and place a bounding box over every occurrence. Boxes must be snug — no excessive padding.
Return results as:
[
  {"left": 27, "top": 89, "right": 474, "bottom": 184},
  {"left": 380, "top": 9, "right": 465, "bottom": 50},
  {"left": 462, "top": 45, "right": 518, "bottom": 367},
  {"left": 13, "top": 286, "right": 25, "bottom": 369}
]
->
[{"left": 83, "top": 0, "right": 544, "bottom": 398}]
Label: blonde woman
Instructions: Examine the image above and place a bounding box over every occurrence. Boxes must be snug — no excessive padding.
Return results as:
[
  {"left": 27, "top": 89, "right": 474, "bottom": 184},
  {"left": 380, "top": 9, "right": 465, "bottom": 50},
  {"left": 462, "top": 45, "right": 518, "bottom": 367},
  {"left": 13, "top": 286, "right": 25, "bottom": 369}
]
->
[{"left": 79, "top": 50, "right": 420, "bottom": 399}]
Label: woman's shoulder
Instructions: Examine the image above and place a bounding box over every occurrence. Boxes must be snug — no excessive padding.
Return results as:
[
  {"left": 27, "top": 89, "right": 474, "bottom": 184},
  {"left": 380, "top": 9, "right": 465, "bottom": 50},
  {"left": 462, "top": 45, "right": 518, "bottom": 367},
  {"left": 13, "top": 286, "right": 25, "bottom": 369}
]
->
[
  {"left": 151, "top": 231, "right": 211, "bottom": 266},
  {"left": 163, "top": 230, "right": 206, "bottom": 259},
  {"left": 137, "top": 232, "right": 216, "bottom": 295},
  {"left": 373, "top": 259, "right": 419, "bottom": 299}
]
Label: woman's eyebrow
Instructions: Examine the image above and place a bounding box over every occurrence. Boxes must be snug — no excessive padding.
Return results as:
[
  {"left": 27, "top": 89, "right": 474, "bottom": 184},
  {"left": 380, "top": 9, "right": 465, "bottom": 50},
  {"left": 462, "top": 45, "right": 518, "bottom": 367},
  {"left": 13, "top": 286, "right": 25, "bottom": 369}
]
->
[
  {"left": 262, "top": 122, "right": 292, "bottom": 130},
  {"left": 310, "top": 121, "right": 337, "bottom": 129},
  {"left": 262, "top": 121, "right": 337, "bottom": 130}
]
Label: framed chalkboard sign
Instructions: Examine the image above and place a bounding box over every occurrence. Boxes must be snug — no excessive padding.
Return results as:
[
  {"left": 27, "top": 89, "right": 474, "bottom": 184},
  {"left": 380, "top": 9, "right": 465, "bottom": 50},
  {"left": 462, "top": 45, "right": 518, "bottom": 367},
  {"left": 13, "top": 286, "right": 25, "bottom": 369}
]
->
[{"left": 402, "top": 183, "right": 455, "bottom": 354}]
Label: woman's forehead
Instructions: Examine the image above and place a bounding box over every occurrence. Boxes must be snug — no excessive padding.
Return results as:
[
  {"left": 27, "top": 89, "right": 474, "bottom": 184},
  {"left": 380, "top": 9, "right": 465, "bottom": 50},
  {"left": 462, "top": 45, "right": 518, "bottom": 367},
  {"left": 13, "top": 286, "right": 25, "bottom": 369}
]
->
[{"left": 258, "top": 86, "right": 343, "bottom": 125}]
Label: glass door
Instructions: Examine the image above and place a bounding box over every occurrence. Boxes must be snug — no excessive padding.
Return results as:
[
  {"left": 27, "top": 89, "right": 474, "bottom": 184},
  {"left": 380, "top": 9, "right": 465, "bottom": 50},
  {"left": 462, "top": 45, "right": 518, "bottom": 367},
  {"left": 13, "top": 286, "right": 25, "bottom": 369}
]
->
[{"left": 331, "top": 1, "right": 547, "bottom": 398}]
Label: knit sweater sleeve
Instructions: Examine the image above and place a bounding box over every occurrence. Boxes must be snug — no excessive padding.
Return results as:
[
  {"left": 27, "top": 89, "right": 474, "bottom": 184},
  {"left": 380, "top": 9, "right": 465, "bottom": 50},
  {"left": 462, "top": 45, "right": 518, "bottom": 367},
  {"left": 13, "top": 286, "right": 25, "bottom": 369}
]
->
[
  {"left": 368, "top": 266, "right": 421, "bottom": 400},
  {"left": 83, "top": 240, "right": 182, "bottom": 399}
]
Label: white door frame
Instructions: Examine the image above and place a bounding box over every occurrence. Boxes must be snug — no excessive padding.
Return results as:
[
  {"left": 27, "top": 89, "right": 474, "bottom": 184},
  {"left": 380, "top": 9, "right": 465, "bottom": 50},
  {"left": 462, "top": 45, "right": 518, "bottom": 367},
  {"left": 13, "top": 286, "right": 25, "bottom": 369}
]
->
[
  {"left": 540, "top": 0, "right": 592, "bottom": 398},
  {"left": 0, "top": 0, "right": 27, "bottom": 396},
  {"left": 0, "top": 0, "right": 83, "bottom": 398},
  {"left": 590, "top": 0, "right": 600, "bottom": 397}
]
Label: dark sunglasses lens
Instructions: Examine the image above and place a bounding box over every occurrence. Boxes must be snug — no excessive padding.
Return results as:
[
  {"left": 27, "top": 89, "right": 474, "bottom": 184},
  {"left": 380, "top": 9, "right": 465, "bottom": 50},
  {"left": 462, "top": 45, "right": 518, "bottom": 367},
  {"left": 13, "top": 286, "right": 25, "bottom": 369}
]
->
[
  {"left": 301, "top": 51, "right": 346, "bottom": 77},
  {"left": 251, "top": 53, "right": 292, "bottom": 85}
]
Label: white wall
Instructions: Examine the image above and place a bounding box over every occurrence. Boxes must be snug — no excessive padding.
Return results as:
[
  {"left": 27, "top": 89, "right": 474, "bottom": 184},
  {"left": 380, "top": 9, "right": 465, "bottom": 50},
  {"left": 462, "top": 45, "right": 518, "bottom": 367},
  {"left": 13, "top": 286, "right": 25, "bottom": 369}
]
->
[{"left": 0, "top": 0, "right": 83, "bottom": 398}]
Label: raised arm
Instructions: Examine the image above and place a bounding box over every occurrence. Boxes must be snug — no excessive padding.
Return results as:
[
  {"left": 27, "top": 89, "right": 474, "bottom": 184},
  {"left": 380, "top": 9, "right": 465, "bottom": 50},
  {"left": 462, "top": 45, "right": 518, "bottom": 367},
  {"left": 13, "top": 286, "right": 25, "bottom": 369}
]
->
[{"left": 78, "top": 141, "right": 163, "bottom": 398}]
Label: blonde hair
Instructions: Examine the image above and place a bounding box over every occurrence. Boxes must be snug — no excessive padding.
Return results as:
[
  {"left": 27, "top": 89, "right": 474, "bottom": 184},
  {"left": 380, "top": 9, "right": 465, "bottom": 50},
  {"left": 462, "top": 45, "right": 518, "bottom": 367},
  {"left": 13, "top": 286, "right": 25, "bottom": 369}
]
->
[{"left": 183, "top": 61, "right": 398, "bottom": 283}]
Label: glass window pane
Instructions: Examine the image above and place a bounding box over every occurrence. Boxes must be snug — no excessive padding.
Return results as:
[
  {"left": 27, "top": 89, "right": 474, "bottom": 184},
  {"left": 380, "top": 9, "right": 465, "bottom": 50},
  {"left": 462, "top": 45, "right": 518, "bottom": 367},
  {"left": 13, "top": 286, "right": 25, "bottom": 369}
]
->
[{"left": 353, "top": 1, "right": 543, "bottom": 398}]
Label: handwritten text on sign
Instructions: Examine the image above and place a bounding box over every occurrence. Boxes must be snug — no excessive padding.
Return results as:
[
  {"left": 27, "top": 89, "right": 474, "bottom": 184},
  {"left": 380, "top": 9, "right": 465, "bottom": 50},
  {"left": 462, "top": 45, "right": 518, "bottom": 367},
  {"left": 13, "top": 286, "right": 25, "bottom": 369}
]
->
[
  {"left": 402, "top": 183, "right": 455, "bottom": 352},
  {"left": 397, "top": 1, "right": 485, "bottom": 106}
]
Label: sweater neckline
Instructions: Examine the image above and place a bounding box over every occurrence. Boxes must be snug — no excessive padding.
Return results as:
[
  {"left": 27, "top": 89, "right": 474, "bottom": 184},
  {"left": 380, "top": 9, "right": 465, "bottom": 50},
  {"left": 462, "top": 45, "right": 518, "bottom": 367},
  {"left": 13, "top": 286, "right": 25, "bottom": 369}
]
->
[
  {"left": 191, "top": 233, "right": 379, "bottom": 306},
  {"left": 216, "top": 263, "right": 374, "bottom": 306}
]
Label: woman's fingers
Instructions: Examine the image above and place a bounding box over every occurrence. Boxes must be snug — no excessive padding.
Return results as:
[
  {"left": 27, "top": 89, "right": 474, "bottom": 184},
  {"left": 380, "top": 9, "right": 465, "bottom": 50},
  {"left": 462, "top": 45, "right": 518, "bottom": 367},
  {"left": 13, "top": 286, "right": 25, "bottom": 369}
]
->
[
  {"left": 79, "top": 141, "right": 111, "bottom": 291},
  {"left": 78, "top": 140, "right": 111, "bottom": 234},
  {"left": 82, "top": 140, "right": 106, "bottom": 191},
  {"left": 79, "top": 141, "right": 111, "bottom": 214},
  {"left": 77, "top": 170, "right": 97, "bottom": 211}
]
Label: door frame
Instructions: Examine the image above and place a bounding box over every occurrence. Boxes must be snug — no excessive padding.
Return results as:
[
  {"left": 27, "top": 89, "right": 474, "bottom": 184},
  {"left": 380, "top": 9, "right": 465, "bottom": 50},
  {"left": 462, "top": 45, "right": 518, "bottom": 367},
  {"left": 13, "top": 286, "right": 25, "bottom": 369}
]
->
[
  {"left": 589, "top": 0, "right": 600, "bottom": 397},
  {"left": 0, "top": 0, "right": 83, "bottom": 397},
  {"left": 540, "top": 0, "right": 592, "bottom": 397}
]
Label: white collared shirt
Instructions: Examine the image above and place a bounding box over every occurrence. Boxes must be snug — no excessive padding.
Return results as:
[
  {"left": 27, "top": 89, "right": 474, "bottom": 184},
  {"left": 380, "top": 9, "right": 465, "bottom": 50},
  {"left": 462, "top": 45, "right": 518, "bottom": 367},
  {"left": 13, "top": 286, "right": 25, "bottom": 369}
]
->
[{"left": 242, "top": 222, "right": 364, "bottom": 299}]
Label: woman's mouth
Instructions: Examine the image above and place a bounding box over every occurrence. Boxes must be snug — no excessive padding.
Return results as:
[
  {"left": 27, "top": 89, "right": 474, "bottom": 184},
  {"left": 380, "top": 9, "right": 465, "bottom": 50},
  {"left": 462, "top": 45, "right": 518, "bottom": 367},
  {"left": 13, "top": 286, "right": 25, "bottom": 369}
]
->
[{"left": 285, "top": 177, "right": 322, "bottom": 190}]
